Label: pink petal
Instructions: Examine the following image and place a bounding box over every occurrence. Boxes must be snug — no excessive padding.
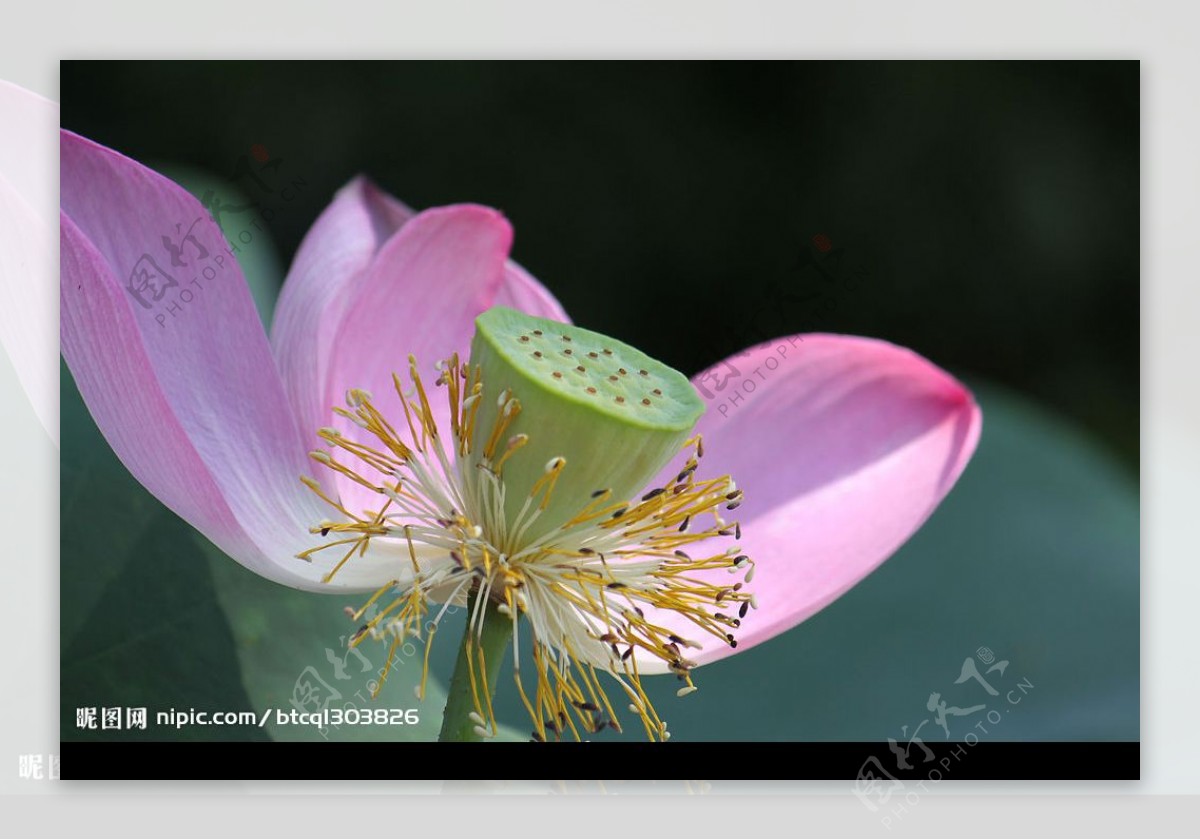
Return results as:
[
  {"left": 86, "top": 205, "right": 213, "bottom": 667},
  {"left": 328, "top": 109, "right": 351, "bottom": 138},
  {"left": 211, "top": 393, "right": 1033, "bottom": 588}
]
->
[
  {"left": 0, "top": 81, "right": 57, "bottom": 443},
  {"left": 0, "top": 81, "right": 55, "bottom": 219},
  {"left": 273, "top": 178, "right": 570, "bottom": 454},
  {"left": 641, "top": 334, "right": 981, "bottom": 673},
  {"left": 60, "top": 131, "right": 399, "bottom": 590},
  {"left": 270, "top": 177, "right": 414, "bottom": 444},
  {"left": 494, "top": 259, "right": 571, "bottom": 324},
  {"left": 324, "top": 204, "right": 514, "bottom": 513},
  {"left": 269, "top": 179, "right": 571, "bottom": 534}
]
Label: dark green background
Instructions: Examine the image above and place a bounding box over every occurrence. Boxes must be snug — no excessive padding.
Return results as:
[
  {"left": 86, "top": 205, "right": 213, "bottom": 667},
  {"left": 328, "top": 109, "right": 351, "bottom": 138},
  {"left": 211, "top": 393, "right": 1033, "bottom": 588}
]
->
[{"left": 61, "top": 61, "right": 1138, "bottom": 745}]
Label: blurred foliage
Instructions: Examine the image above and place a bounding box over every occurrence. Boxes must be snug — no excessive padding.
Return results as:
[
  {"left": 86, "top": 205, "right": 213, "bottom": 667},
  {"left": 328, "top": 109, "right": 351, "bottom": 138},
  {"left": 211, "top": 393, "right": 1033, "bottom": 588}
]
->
[{"left": 61, "top": 359, "right": 265, "bottom": 741}]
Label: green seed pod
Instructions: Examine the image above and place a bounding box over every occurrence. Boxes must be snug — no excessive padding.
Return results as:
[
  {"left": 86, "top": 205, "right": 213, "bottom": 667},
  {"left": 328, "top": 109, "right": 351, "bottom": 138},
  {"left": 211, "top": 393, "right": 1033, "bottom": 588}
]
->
[{"left": 466, "top": 306, "right": 705, "bottom": 549}]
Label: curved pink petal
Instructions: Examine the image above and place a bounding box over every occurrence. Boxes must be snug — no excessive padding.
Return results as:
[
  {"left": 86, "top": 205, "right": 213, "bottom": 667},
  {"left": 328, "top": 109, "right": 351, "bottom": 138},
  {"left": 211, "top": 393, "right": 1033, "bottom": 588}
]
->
[
  {"left": 60, "top": 132, "right": 400, "bottom": 590},
  {"left": 0, "top": 81, "right": 54, "bottom": 220},
  {"left": 640, "top": 334, "right": 981, "bottom": 673},
  {"left": 273, "top": 178, "right": 570, "bottom": 457},
  {"left": 0, "top": 81, "right": 58, "bottom": 443},
  {"left": 270, "top": 177, "right": 414, "bottom": 444},
  {"left": 494, "top": 259, "right": 571, "bottom": 324},
  {"left": 324, "top": 205, "right": 515, "bottom": 513}
]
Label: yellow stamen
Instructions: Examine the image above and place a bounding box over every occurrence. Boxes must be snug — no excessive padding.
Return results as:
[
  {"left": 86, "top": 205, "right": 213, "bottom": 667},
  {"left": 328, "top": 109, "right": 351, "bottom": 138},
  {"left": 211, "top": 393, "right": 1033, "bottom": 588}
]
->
[{"left": 298, "top": 354, "right": 754, "bottom": 741}]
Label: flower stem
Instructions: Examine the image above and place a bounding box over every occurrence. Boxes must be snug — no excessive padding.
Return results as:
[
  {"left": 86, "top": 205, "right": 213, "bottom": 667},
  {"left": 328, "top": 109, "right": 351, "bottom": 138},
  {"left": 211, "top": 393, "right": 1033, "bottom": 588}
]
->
[{"left": 438, "top": 591, "right": 512, "bottom": 742}]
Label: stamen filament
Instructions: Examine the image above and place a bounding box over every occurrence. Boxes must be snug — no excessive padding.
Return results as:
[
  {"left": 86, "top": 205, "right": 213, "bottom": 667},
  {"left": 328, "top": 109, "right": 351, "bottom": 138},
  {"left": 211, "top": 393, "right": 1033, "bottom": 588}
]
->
[{"left": 300, "top": 350, "right": 752, "bottom": 742}]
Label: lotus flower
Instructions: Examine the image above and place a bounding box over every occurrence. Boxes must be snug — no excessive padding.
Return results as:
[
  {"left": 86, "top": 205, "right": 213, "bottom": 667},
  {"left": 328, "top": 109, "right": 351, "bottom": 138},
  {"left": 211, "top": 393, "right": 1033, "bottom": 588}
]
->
[{"left": 60, "top": 130, "right": 981, "bottom": 741}]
